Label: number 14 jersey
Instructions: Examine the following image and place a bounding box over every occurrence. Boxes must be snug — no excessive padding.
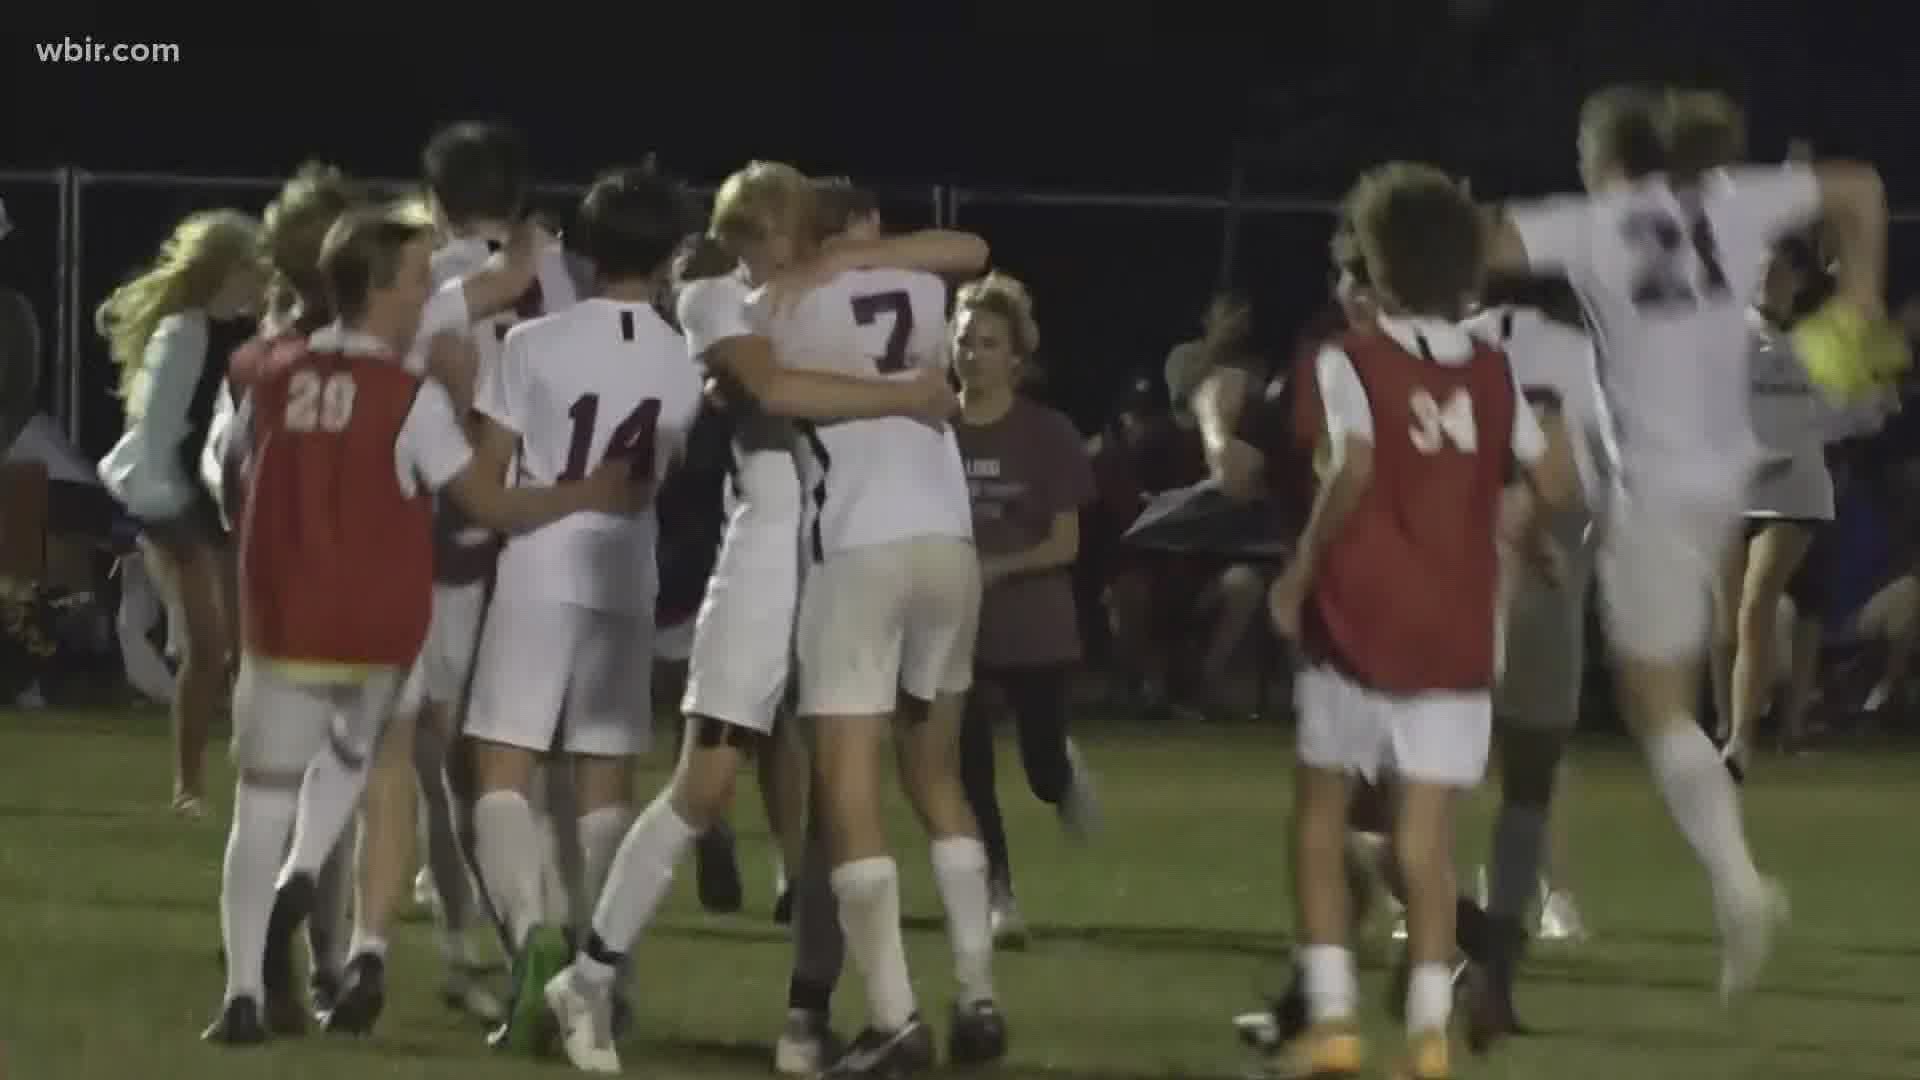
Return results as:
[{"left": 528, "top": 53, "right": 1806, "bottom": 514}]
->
[{"left": 477, "top": 297, "right": 703, "bottom": 614}]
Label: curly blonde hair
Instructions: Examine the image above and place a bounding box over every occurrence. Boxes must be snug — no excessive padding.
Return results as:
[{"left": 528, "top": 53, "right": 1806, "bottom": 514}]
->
[
  {"left": 709, "top": 160, "right": 814, "bottom": 258},
  {"left": 955, "top": 271, "right": 1040, "bottom": 359},
  {"left": 95, "top": 209, "right": 260, "bottom": 399},
  {"left": 261, "top": 162, "right": 367, "bottom": 329}
]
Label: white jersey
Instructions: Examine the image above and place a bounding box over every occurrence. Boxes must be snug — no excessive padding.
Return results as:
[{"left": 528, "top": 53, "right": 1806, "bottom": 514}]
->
[
  {"left": 475, "top": 298, "right": 703, "bottom": 614},
  {"left": 1464, "top": 305, "right": 1607, "bottom": 500},
  {"left": 405, "top": 233, "right": 582, "bottom": 377},
  {"left": 1507, "top": 164, "right": 1822, "bottom": 495},
  {"left": 675, "top": 271, "right": 803, "bottom": 521},
  {"left": 759, "top": 267, "right": 971, "bottom": 556}
]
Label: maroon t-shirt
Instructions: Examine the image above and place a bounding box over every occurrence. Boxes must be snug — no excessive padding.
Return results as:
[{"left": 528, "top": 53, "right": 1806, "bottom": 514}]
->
[{"left": 956, "top": 397, "right": 1095, "bottom": 668}]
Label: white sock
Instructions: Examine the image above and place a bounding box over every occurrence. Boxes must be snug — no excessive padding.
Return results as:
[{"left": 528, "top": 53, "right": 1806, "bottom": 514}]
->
[
  {"left": 930, "top": 836, "right": 995, "bottom": 1004},
  {"left": 473, "top": 790, "right": 543, "bottom": 949},
  {"left": 1646, "top": 726, "right": 1763, "bottom": 907},
  {"left": 348, "top": 930, "right": 388, "bottom": 961},
  {"left": 577, "top": 805, "right": 630, "bottom": 909},
  {"left": 1299, "top": 944, "right": 1356, "bottom": 1023},
  {"left": 280, "top": 746, "right": 369, "bottom": 884},
  {"left": 831, "top": 857, "right": 916, "bottom": 1031},
  {"left": 582, "top": 795, "right": 697, "bottom": 984},
  {"left": 222, "top": 781, "right": 298, "bottom": 1003},
  {"left": 1406, "top": 962, "right": 1453, "bottom": 1034}
]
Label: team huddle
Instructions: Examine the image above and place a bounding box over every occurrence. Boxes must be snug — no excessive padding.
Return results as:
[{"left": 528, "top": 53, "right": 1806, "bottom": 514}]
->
[{"left": 88, "top": 80, "right": 1895, "bottom": 1080}]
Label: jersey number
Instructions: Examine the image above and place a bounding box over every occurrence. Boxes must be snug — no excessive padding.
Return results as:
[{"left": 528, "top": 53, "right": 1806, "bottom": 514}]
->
[
  {"left": 1624, "top": 205, "right": 1730, "bottom": 313},
  {"left": 559, "top": 394, "right": 662, "bottom": 482},
  {"left": 851, "top": 290, "right": 913, "bottom": 373},
  {"left": 1408, "top": 388, "right": 1477, "bottom": 454},
  {"left": 285, "top": 371, "right": 356, "bottom": 433}
]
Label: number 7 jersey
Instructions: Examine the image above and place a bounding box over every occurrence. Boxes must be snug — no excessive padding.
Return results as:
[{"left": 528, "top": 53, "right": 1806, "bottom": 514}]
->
[
  {"left": 475, "top": 297, "right": 703, "bottom": 614},
  {"left": 758, "top": 267, "right": 972, "bottom": 558}
]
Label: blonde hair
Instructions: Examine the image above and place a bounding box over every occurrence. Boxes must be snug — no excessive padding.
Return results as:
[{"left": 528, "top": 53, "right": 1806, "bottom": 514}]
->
[
  {"left": 95, "top": 209, "right": 260, "bottom": 398},
  {"left": 387, "top": 191, "right": 439, "bottom": 231},
  {"left": 261, "top": 161, "right": 367, "bottom": 329},
  {"left": 709, "top": 161, "right": 814, "bottom": 256},
  {"left": 956, "top": 271, "right": 1040, "bottom": 359}
]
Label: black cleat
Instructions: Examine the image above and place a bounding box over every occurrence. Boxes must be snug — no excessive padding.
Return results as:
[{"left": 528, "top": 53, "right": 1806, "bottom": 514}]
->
[
  {"left": 948, "top": 999, "right": 1009, "bottom": 1067},
  {"left": 322, "top": 952, "right": 387, "bottom": 1035},
  {"left": 822, "top": 1014, "right": 936, "bottom": 1077},
  {"left": 773, "top": 885, "right": 794, "bottom": 925},
  {"left": 262, "top": 872, "right": 315, "bottom": 1033},
  {"left": 1465, "top": 914, "right": 1532, "bottom": 1054},
  {"left": 694, "top": 822, "right": 743, "bottom": 914},
  {"left": 203, "top": 995, "right": 268, "bottom": 1046}
]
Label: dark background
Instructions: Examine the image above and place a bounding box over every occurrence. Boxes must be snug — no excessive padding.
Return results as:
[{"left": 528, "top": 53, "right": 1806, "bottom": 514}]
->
[{"left": 6, "top": 0, "right": 1920, "bottom": 453}]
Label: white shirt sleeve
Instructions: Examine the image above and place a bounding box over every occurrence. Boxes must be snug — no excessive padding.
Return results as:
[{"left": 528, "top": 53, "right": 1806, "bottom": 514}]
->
[
  {"left": 1721, "top": 163, "right": 1823, "bottom": 244},
  {"left": 473, "top": 321, "right": 527, "bottom": 433},
  {"left": 394, "top": 380, "right": 474, "bottom": 497},
  {"left": 1507, "top": 363, "right": 1548, "bottom": 465},
  {"left": 1315, "top": 345, "right": 1373, "bottom": 472},
  {"left": 402, "top": 279, "right": 473, "bottom": 376},
  {"left": 1505, "top": 196, "right": 1593, "bottom": 277},
  {"left": 131, "top": 311, "right": 209, "bottom": 438},
  {"left": 676, "top": 277, "right": 755, "bottom": 356}
]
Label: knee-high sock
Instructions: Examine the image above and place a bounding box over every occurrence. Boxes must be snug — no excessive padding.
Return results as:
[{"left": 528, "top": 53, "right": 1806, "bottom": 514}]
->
[
  {"left": 832, "top": 857, "right": 916, "bottom": 1031},
  {"left": 472, "top": 790, "right": 543, "bottom": 949},
  {"left": 577, "top": 795, "right": 698, "bottom": 986},
  {"left": 222, "top": 781, "right": 298, "bottom": 1003}
]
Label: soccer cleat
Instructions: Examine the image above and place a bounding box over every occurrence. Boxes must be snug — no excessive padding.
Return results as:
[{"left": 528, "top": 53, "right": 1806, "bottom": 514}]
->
[
  {"left": 308, "top": 968, "right": 342, "bottom": 1022},
  {"left": 1537, "top": 888, "right": 1589, "bottom": 944},
  {"left": 261, "top": 872, "right": 315, "bottom": 1035},
  {"left": 1057, "top": 739, "right": 1102, "bottom": 843},
  {"left": 773, "top": 1008, "right": 839, "bottom": 1076},
  {"left": 172, "top": 792, "right": 207, "bottom": 820},
  {"left": 545, "top": 966, "right": 620, "bottom": 1074},
  {"left": 694, "top": 822, "right": 744, "bottom": 914},
  {"left": 497, "top": 924, "right": 571, "bottom": 1054},
  {"left": 1392, "top": 1029, "right": 1452, "bottom": 1080},
  {"left": 322, "top": 952, "right": 386, "bottom": 1035},
  {"left": 1720, "top": 877, "right": 1790, "bottom": 1001},
  {"left": 988, "top": 882, "right": 1028, "bottom": 950},
  {"left": 948, "top": 998, "right": 1010, "bottom": 1066},
  {"left": 1265, "top": 1024, "right": 1364, "bottom": 1079},
  {"left": 820, "top": 1015, "right": 935, "bottom": 1077},
  {"left": 440, "top": 962, "right": 506, "bottom": 1027},
  {"left": 202, "top": 996, "right": 268, "bottom": 1046}
]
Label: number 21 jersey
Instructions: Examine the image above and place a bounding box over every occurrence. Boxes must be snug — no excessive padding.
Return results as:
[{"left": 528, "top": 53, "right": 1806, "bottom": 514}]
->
[
  {"left": 1507, "top": 165, "right": 1820, "bottom": 493},
  {"left": 477, "top": 298, "right": 703, "bottom": 614}
]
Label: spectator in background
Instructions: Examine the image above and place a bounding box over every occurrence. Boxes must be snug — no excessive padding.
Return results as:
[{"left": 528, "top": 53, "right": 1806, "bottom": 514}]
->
[
  {"left": 952, "top": 272, "right": 1101, "bottom": 947},
  {"left": 95, "top": 210, "right": 266, "bottom": 817},
  {"left": 1165, "top": 289, "right": 1257, "bottom": 431}
]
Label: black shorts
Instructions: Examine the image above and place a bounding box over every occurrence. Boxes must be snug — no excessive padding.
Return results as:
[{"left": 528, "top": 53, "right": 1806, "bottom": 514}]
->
[
  {"left": 1742, "top": 517, "right": 1827, "bottom": 616},
  {"left": 137, "top": 488, "right": 227, "bottom": 553}
]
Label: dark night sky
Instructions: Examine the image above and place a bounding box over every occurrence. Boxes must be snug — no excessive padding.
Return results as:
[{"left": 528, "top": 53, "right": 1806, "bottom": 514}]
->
[{"left": 8, "top": 1, "right": 1920, "bottom": 448}]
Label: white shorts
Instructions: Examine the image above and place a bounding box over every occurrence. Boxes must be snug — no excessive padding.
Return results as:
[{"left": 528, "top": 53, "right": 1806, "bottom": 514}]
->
[
  {"left": 231, "top": 655, "right": 403, "bottom": 777},
  {"left": 465, "top": 593, "right": 655, "bottom": 759},
  {"left": 1295, "top": 665, "right": 1492, "bottom": 789},
  {"left": 422, "top": 581, "right": 488, "bottom": 705},
  {"left": 1598, "top": 483, "right": 1741, "bottom": 663},
  {"left": 1495, "top": 508, "right": 1596, "bottom": 734},
  {"left": 796, "top": 536, "right": 980, "bottom": 717},
  {"left": 682, "top": 519, "right": 801, "bottom": 735}
]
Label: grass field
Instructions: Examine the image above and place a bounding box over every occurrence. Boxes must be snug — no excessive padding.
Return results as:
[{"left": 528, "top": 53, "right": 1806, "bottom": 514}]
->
[{"left": 3, "top": 707, "right": 1919, "bottom": 1080}]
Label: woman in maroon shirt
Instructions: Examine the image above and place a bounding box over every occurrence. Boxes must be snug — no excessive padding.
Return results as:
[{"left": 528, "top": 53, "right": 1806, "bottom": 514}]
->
[{"left": 951, "top": 272, "right": 1100, "bottom": 946}]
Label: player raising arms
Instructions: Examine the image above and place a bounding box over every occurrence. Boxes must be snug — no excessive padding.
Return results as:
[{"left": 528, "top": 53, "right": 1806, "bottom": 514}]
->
[
  {"left": 204, "top": 208, "right": 639, "bottom": 1046},
  {"left": 1265, "top": 163, "right": 1574, "bottom": 1080},
  {"left": 765, "top": 185, "right": 1007, "bottom": 1078},
  {"left": 1483, "top": 85, "right": 1889, "bottom": 998},
  {"left": 326, "top": 120, "right": 579, "bottom": 1036},
  {"left": 541, "top": 165, "right": 975, "bottom": 1075}
]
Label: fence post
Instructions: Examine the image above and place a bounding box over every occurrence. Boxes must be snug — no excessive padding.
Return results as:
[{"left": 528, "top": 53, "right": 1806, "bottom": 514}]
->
[
  {"left": 54, "top": 167, "right": 79, "bottom": 446},
  {"left": 1219, "top": 161, "right": 1246, "bottom": 292}
]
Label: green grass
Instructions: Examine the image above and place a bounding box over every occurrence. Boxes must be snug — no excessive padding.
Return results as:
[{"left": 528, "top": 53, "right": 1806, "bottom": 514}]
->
[{"left": 3, "top": 707, "right": 1919, "bottom": 1079}]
